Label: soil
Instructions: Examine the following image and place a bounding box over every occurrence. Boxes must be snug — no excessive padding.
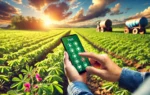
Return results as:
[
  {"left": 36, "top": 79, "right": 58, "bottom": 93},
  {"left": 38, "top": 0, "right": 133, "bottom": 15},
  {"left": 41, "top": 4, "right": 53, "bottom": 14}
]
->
[{"left": 86, "top": 74, "right": 112, "bottom": 95}]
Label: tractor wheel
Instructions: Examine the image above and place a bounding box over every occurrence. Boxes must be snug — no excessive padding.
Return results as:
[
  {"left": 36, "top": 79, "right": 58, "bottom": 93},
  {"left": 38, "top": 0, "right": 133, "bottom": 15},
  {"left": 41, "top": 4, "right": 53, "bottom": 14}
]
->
[
  {"left": 139, "top": 31, "right": 145, "bottom": 34},
  {"left": 124, "top": 28, "right": 129, "bottom": 34},
  {"left": 101, "top": 28, "right": 104, "bottom": 32},
  {"left": 132, "top": 28, "right": 139, "bottom": 34},
  {"left": 110, "top": 27, "right": 112, "bottom": 32},
  {"left": 139, "top": 28, "right": 145, "bottom": 34},
  {"left": 107, "top": 27, "right": 112, "bottom": 32}
]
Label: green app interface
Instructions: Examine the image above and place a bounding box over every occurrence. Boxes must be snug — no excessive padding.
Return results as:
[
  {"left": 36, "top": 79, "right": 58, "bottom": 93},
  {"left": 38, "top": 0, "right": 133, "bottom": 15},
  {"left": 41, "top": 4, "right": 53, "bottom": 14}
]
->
[{"left": 61, "top": 34, "right": 91, "bottom": 73}]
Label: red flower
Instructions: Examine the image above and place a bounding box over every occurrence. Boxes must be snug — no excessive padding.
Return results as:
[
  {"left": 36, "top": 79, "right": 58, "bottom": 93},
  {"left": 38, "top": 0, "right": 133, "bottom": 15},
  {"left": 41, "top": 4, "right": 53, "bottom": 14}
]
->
[
  {"left": 36, "top": 74, "right": 42, "bottom": 82},
  {"left": 24, "top": 82, "right": 30, "bottom": 88},
  {"left": 34, "top": 85, "right": 38, "bottom": 89},
  {"left": 24, "top": 88, "right": 30, "bottom": 92},
  {"left": 24, "top": 83, "right": 30, "bottom": 92}
]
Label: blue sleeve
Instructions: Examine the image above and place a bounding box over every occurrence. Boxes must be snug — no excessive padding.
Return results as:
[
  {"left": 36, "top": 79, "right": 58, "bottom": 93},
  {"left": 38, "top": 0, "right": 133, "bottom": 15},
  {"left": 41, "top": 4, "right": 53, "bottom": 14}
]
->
[
  {"left": 119, "top": 68, "right": 150, "bottom": 93},
  {"left": 67, "top": 81, "right": 93, "bottom": 95},
  {"left": 133, "top": 77, "right": 150, "bottom": 95}
]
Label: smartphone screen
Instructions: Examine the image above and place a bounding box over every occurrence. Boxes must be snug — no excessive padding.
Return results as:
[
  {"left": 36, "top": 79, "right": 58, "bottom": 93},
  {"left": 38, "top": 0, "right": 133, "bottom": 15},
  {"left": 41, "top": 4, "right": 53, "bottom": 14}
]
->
[{"left": 61, "top": 34, "right": 91, "bottom": 74}]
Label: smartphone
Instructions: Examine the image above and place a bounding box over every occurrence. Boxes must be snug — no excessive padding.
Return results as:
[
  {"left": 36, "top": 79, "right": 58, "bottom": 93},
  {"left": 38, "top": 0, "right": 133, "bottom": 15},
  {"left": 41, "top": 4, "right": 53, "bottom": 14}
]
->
[{"left": 61, "top": 34, "right": 91, "bottom": 74}]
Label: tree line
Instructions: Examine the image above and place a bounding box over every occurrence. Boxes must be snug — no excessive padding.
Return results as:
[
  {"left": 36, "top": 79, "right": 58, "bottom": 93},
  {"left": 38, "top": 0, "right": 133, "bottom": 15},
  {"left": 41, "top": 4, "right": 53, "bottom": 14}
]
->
[{"left": 11, "top": 15, "right": 44, "bottom": 30}]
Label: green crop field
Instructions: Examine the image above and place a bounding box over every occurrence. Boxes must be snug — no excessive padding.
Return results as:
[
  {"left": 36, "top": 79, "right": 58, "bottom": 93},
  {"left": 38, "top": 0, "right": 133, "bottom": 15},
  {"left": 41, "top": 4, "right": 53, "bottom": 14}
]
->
[{"left": 0, "top": 28, "right": 150, "bottom": 95}]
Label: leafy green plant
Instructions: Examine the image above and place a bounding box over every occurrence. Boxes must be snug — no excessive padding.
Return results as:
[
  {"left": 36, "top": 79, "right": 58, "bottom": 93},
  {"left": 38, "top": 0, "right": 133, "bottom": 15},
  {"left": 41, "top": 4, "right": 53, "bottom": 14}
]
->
[
  {"left": 115, "top": 88, "right": 131, "bottom": 95},
  {"left": 0, "top": 58, "right": 6, "bottom": 65},
  {"left": 7, "top": 90, "right": 21, "bottom": 95},
  {"left": 8, "top": 41, "right": 66, "bottom": 94},
  {"left": 112, "top": 58, "right": 124, "bottom": 67},
  {"left": 0, "top": 66, "right": 10, "bottom": 73},
  {"left": 0, "top": 79, "right": 7, "bottom": 91},
  {"left": 21, "top": 65, "right": 33, "bottom": 77},
  {"left": 146, "top": 66, "right": 150, "bottom": 71},
  {"left": 11, "top": 74, "right": 28, "bottom": 90},
  {"left": 0, "top": 75, "right": 9, "bottom": 82},
  {"left": 102, "top": 82, "right": 118, "bottom": 92},
  {"left": 10, "top": 62, "right": 63, "bottom": 95}
]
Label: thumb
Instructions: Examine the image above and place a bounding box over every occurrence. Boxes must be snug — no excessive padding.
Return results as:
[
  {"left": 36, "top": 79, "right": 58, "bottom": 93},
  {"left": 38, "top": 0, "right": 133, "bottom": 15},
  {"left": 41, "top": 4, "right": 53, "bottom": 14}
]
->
[
  {"left": 86, "top": 66, "right": 104, "bottom": 76},
  {"left": 64, "top": 51, "right": 72, "bottom": 68}
]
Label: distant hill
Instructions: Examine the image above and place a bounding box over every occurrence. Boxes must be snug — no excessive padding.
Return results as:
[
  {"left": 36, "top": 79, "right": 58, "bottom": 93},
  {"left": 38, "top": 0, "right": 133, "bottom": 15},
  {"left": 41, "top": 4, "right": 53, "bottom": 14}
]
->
[
  {"left": 112, "top": 24, "right": 125, "bottom": 28},
  {"left": 146, "top": 22, "right": 150, "bottom": 29}
]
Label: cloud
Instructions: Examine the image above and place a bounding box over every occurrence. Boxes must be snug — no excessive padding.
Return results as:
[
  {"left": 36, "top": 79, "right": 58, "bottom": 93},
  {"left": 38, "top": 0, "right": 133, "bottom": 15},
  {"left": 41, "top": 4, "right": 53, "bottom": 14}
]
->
[
  {"left": 0, "top": 1, "right": 20, "bottom": 24},
  {"left": 72, "top": 8, "right": 84, "bottom": 21},
  {"left": 69, "top": 0, "right": 116, "bottom": 23},
  {"left": 70, "top": 2, "right": 80, "bottom": 9},
  {"left": 126, "top": 6, "right": 150, "bottom": 20},
  {"left": 65, "top": 0, "right": 77, "bottom": 4},
  {"left": 44, "top": 2, "right": 72, "bottom": 21},
  {"left": 64, "top": 0, "right": 80, "bottom": 9},
  {"left": 28, "top": 0, "right": 59, "bottom": 10},
  {"left": 110, "top": 3, "right": 123, "bottom": 15},
  {"left": 12, "top": 0, "right": 22, "bottom": 4}
]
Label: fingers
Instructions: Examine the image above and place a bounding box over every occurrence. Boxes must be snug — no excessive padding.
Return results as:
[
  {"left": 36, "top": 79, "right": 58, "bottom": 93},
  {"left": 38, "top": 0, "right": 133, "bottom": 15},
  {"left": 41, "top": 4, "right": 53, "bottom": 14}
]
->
[
  {"left": 64, "top": 51, "right": 82, "bottom": 82},
  {"left": 89, "top": 58, "right": 101, "bottom": 68},
  {"left": 86, "top": 66, "right": 104, "bottom": 77},
  {"left": 64, "top": 51, "right": 72, "bottom": 67},
  {"left": 79, "top": 52, "right": 99, "bottom": 61},
  {"left": 64, "top": 51, "right": 69, "bottom": 63},
  {"left": 89, "top": 58, "right": 96, "bottom": 64},
  {"left": 79, "top": 52, "right": 108, "bottom": 65}
]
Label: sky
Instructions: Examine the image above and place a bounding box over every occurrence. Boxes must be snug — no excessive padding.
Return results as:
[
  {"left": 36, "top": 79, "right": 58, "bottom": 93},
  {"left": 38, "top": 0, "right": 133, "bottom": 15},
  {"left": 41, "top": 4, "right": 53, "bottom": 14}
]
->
[{"left": 0, "top": 0, "right": 150, "bottom": 27}]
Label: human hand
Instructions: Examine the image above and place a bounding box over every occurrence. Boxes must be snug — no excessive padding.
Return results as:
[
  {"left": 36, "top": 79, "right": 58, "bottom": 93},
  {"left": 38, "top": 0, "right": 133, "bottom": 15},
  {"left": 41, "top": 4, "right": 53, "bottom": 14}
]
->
[
  {"left": 79, "top": 52, "right": 122, "bottom": 82},
  {"left": 64, "top": 51, "right": 86, "bottom": 83}
]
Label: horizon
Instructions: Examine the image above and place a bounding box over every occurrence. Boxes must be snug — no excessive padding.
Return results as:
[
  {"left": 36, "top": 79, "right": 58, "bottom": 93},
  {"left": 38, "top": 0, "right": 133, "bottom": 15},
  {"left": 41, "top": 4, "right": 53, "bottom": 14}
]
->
[{"left": 0, "top": 0, "right": 150, "bottom": 28}]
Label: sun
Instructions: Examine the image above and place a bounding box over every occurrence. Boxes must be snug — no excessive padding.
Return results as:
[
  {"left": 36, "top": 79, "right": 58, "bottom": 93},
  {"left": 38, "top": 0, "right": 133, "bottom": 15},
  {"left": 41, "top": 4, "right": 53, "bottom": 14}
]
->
[
  {"left": 44, "top": 19, "right": 51, "bottom": 26},
  {"left": 42, "top": 15, "right": 52, "bottom": 27}
]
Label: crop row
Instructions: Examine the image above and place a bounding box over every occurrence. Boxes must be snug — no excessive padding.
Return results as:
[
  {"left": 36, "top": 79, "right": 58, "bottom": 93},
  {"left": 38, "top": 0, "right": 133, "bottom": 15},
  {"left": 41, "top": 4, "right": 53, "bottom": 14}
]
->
[
  {"left": 3, "top": 37, "right": 54, "bottom": 61},
  {"left": 74, "top": 28, "right": 150, "bottom": 68},
  {"left": 0, "top": 31, "right": 49, "bottom": 46},
  {"left": 0, "top": 30, "right": 70, "bottom": 80},
  {"left": 0, "top": 30, "right": 63, "bottom": 55},
  {"left": 8, "top": 44, "right": 65, "bottom": 95},
  {"left": 0, "top": 30, "right": 70, "bottom": 94}
]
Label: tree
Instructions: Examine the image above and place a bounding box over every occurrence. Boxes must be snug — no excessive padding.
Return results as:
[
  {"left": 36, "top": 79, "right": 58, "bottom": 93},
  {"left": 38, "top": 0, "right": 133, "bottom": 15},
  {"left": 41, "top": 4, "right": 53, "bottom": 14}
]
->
[{"left": 11, "top": 15, "right": 44, "bottom": 30}]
